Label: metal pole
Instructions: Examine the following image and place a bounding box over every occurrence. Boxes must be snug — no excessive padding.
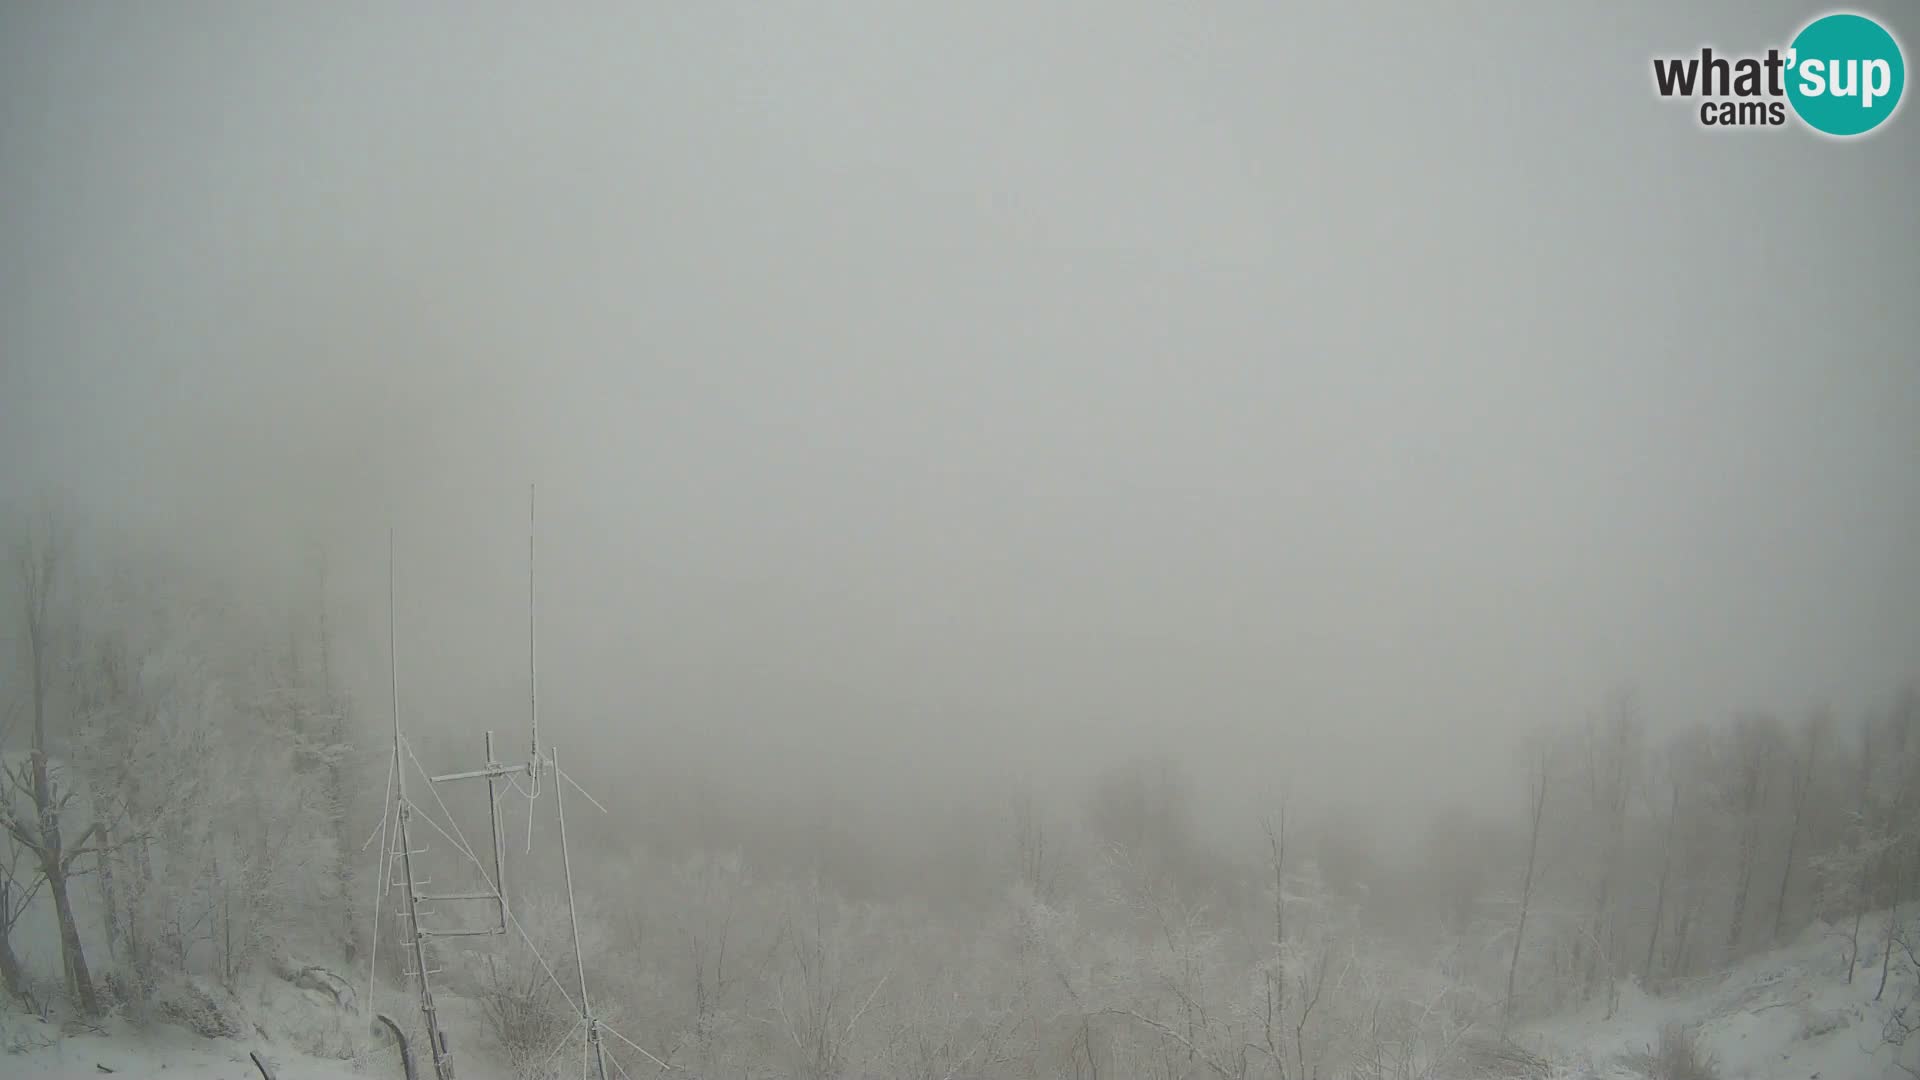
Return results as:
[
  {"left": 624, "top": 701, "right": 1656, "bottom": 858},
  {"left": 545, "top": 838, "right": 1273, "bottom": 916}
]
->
[
  {"left": 553, "top": 747, "right": 608, "bottom": 1080},
  {"left": 528, "top": 485, "right": 540, "bottom": 768},
  {"left": 390, "top": 531, "right": 454, "bottom": 1080},
  {"left": 526, "top": 486, "right": 541, "bottom": 853},
  {"left": 364, "top": 750, "right": 394, "bottom": 1020},
  {"left": 484, "top": 731, "right": 509, "bottom": 934}
]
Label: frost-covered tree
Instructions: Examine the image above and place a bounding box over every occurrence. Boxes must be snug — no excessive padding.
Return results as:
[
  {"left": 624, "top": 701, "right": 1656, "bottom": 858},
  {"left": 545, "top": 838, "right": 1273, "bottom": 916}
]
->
[
  {"left": 1501, "top": 746, "right": 1549, "bottom": 1031},
  {"left": 1, "top": 509, "right": 111, "bottom": 1016}
]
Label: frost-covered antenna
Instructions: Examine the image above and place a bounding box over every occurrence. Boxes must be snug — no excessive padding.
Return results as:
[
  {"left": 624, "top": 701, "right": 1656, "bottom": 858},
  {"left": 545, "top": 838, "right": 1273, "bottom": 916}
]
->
[
  {"left": 369, "top": 494, "right": 658, "bottom": 1080},
  {"left": 554, "top": 746, "right": 609, "bottom": 1080},
  {"left": 424, "top": 489, "right": 541, "bottom": 927},
  {"left": 527, "top": 483, "right": 541, "bottom": 792},
  {"left": 387, "top": 530, "right": 457, "bottom": 1080}
]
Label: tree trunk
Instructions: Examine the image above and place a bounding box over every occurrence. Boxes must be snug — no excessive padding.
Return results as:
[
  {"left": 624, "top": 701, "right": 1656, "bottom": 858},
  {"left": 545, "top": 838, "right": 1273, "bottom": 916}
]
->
[
  {"left": 97, "top": 821, "right": 121, "bottom": 966},
  {"left": 1504, "top": 764, "right": 1548, "bottom": 1031},
  {"left": 1878, "top": 858, "right": 1912, "bottom": 1002},
  {"left": 1644, "top": 782, "right": 1680, "bottom": 979},
  {"left": 1876, "top": 911, "right": 1896, "bottom": 1001},
  {"left": 18, "top": 525, "right": 101, "bottom": 1017},
  {"left": 1770, "top": 797, "right": 1806, "bottom": 945},
  {"left": 1266, "top": 809, "right": 1286, "bottom": 1044},
  {"left": 47, "top": 866, "right": 99, "bottom": 1015},
  {"left": 316, "top": 574, "right": 359, "bottom": 968},
  {"left": 129, "top": 836, "right": 156, "bottom": 992},
  {"left": 330, "top": 726, "right": 357, "bottom": 967},
  {"left": 1671, "top": 891, "right": 1694, "bottom": 977},
  {"left": 1726, "top": 822, "right": 1754, "bottom": 953},
  {"left": 32, "top": 750, "right": 100, "bottom": 1016},
  {"left": 1771, "top": 732, "right": 1818, "bottom": 944},
  {"left": 0, "top": 928, "right": 23, "bottom": 1000},
  {"left": 0, "top": 877, "right": 25, "bottom": 1000},
  {"left": 1846, "top": 718, "right": 1874, "bottom": 983},
  {"left": 219, "top": 857, "right": 234, "bottom": 989},
  {"left": 1847, "top": 906, "right": 1865, "bottom": 983}
]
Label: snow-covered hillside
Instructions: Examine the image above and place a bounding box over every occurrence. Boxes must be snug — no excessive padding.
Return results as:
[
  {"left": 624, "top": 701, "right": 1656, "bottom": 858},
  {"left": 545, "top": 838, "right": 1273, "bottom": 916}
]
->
[
  {"left": 3, "top": 1014, "right": 364, "bottom": 1080},
  {"left": 1522, "top": 907, "right": 1917, "bottom": 1079},
  {"left": 7, "top": 908, "right": 1916, "bottom": 1080},
  {"left": 1, "top": 980, "right": 507, "bottom": 1080}
]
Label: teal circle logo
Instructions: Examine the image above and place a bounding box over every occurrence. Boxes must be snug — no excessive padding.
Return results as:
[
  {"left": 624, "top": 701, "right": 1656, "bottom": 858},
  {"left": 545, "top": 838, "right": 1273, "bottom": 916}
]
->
[{"left": 1787, "top": 13, "right": 1905, "bottom": 136}]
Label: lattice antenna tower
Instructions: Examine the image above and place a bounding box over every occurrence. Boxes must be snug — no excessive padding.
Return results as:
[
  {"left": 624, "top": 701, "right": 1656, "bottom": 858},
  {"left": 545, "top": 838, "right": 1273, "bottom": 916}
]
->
[
  {"left": 381, "top": 529, "right": 460, "bottom": 1080},
  {"left": 373, "top": 487, "right": 615, "bottom": 1080}
]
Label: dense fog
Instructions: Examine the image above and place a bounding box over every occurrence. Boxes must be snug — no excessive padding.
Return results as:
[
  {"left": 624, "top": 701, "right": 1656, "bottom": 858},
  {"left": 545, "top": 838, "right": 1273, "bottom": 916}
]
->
[{"left": 2, "top": 3, "right": 1917, "bottom": 1078}]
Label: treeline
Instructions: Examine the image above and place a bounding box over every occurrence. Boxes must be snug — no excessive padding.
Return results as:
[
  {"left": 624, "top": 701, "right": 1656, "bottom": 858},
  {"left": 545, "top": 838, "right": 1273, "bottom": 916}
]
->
[
  {"left": 2, "top": 512, "right": 366, "bottom": 1019},
  {"left": 4, "top": 511, "right": 1918, "bottom": 1079}
]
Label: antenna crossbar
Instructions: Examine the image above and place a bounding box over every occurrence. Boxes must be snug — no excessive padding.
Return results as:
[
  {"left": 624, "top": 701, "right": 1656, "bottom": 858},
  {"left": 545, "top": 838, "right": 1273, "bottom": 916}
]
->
[{"left": 429, "top": 763, "right": 529, "bottom": 784}]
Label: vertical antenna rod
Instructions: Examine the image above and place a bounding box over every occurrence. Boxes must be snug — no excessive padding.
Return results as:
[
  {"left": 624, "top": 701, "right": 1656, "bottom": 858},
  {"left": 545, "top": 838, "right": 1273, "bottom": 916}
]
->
[
  {"left": 391, "top": 530, "right": 455, "bottom": 1080},
  {"left": 526, "top": 485, "right": 542, "bottom": 851},
  {"left": 554, "top": 747, "right": 609, "bottom": 1080},
  {"left": 528, "top": 484, "right": 540, "bottom": 769}
]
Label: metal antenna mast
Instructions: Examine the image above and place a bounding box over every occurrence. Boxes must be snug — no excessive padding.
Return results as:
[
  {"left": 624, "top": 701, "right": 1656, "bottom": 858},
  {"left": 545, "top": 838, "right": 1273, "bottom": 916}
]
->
[
  {"left": 389, "top": 530, "right": 455, "bottom": 1080},
  {"left": 370, "top": 493, "right": 643, "bottom": 1080},
  {"left": 529, "top": 484, "right": 540, "bottom": 773},
  {"left": 554, "top": 747, "right": 609, "bottom": 1080},
  {"left": 427, "top": 488, "right": 612, "bottom": 1079},
  {"left": 426, "top": 488, "right": 538, "bottom": 931}
]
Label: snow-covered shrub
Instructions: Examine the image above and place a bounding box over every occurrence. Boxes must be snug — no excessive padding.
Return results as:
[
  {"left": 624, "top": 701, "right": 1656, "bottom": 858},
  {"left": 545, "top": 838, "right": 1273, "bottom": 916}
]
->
[
  {"left": 1447, "top": 1036, "right": 1556, "bottom": 1079},
  {"left": 152, "top": 977, "right": 240, "bottom": 1039},
  {"left": 476, "top": 955, "right": 576, "bottom": 1080},
  {"left": 1617, "top": 1024, "right": 1718, "bottom": 1080}
]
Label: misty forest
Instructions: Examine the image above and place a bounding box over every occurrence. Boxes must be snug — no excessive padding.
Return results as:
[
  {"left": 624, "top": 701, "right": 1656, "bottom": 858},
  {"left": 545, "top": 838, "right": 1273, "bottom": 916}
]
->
[
  {"left": 3, "top": 503, "right": 1919, "bottom": 1080},
  {"left": 2, "top": 4, "right": 1917, "bottom": 1080}
]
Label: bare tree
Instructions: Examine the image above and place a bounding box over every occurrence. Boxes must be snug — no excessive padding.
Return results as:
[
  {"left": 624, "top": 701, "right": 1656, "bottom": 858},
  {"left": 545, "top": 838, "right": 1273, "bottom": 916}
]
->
[
  {"left": 1721, "top": 713, "right": 1782, "bottom": 956},
  {"left": 1012, "top": 782, "right": 1061, "bottom": 904},
  {"left": 1769, "top": 709, "right": 1825, "bottom": 944},
  {"left": 1643, "top": 774, "right": 1681, "bottom": 982},
  {"left": 0, "top": 511, "right": 106, "bottom": 1015},
  {"left": 0, "top": 798, "right": 42, "bottom": 999},
  {"left": 1876, "top": 693, "right": 1920, "bottom": 1003},
  {"left": 475, "top": 946, "right": 574, "bottom": 1080},
  {"left": 303, "top": 548, "right": 361, "bottom": 966},
  {"left": 1845, "top": 711, "right": 1876, "bottom": 980},
  {"left": 767, "top": 879, "right": 888, "bottom": 1080},
  {"left": 0, "top": 692, "right": 36, "bottom": 1000},
  {"left": 1261, "top": 807, "right": 1288, "bottom": 1079},
  {"left": 1578, "top": 690, "right": 1638, "bottom": 1009},
  {"left": 1502, "top": 749, "right": 1548, "bottom": 1032}
]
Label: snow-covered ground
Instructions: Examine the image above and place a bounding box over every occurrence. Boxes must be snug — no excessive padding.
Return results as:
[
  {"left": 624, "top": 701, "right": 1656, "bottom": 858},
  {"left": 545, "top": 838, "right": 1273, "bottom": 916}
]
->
[
  {"left": 3, "top": 1013, "right": 366, "bottom": 1080},
  {"left": 1523, "top": 907, "right": 1917, "bottom": 1079},
  {"left": 1, "top": 977, "right": 510, "bottom": 1080},
  {"left": 6, "top": 908, "right": 1916, "bottom": 1079}
]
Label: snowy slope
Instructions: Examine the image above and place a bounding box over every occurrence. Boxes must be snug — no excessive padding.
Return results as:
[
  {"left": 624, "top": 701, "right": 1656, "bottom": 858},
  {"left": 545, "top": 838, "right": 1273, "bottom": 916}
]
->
[
  {"left": 6, "top": 908, "right": 1916, "bottom": 1079},
  {"left": 1523, "top": 908, "right": 1917, "bottom": 1080},
  {"left": 3, "top": 1014, "right": 366, "bottom": 1080},
  {"left": 3, "top": 993, "right": 516, "bottom": 1080},
  {"left": 1, "top": 970, "right": 517, "bottom": 1080}
]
